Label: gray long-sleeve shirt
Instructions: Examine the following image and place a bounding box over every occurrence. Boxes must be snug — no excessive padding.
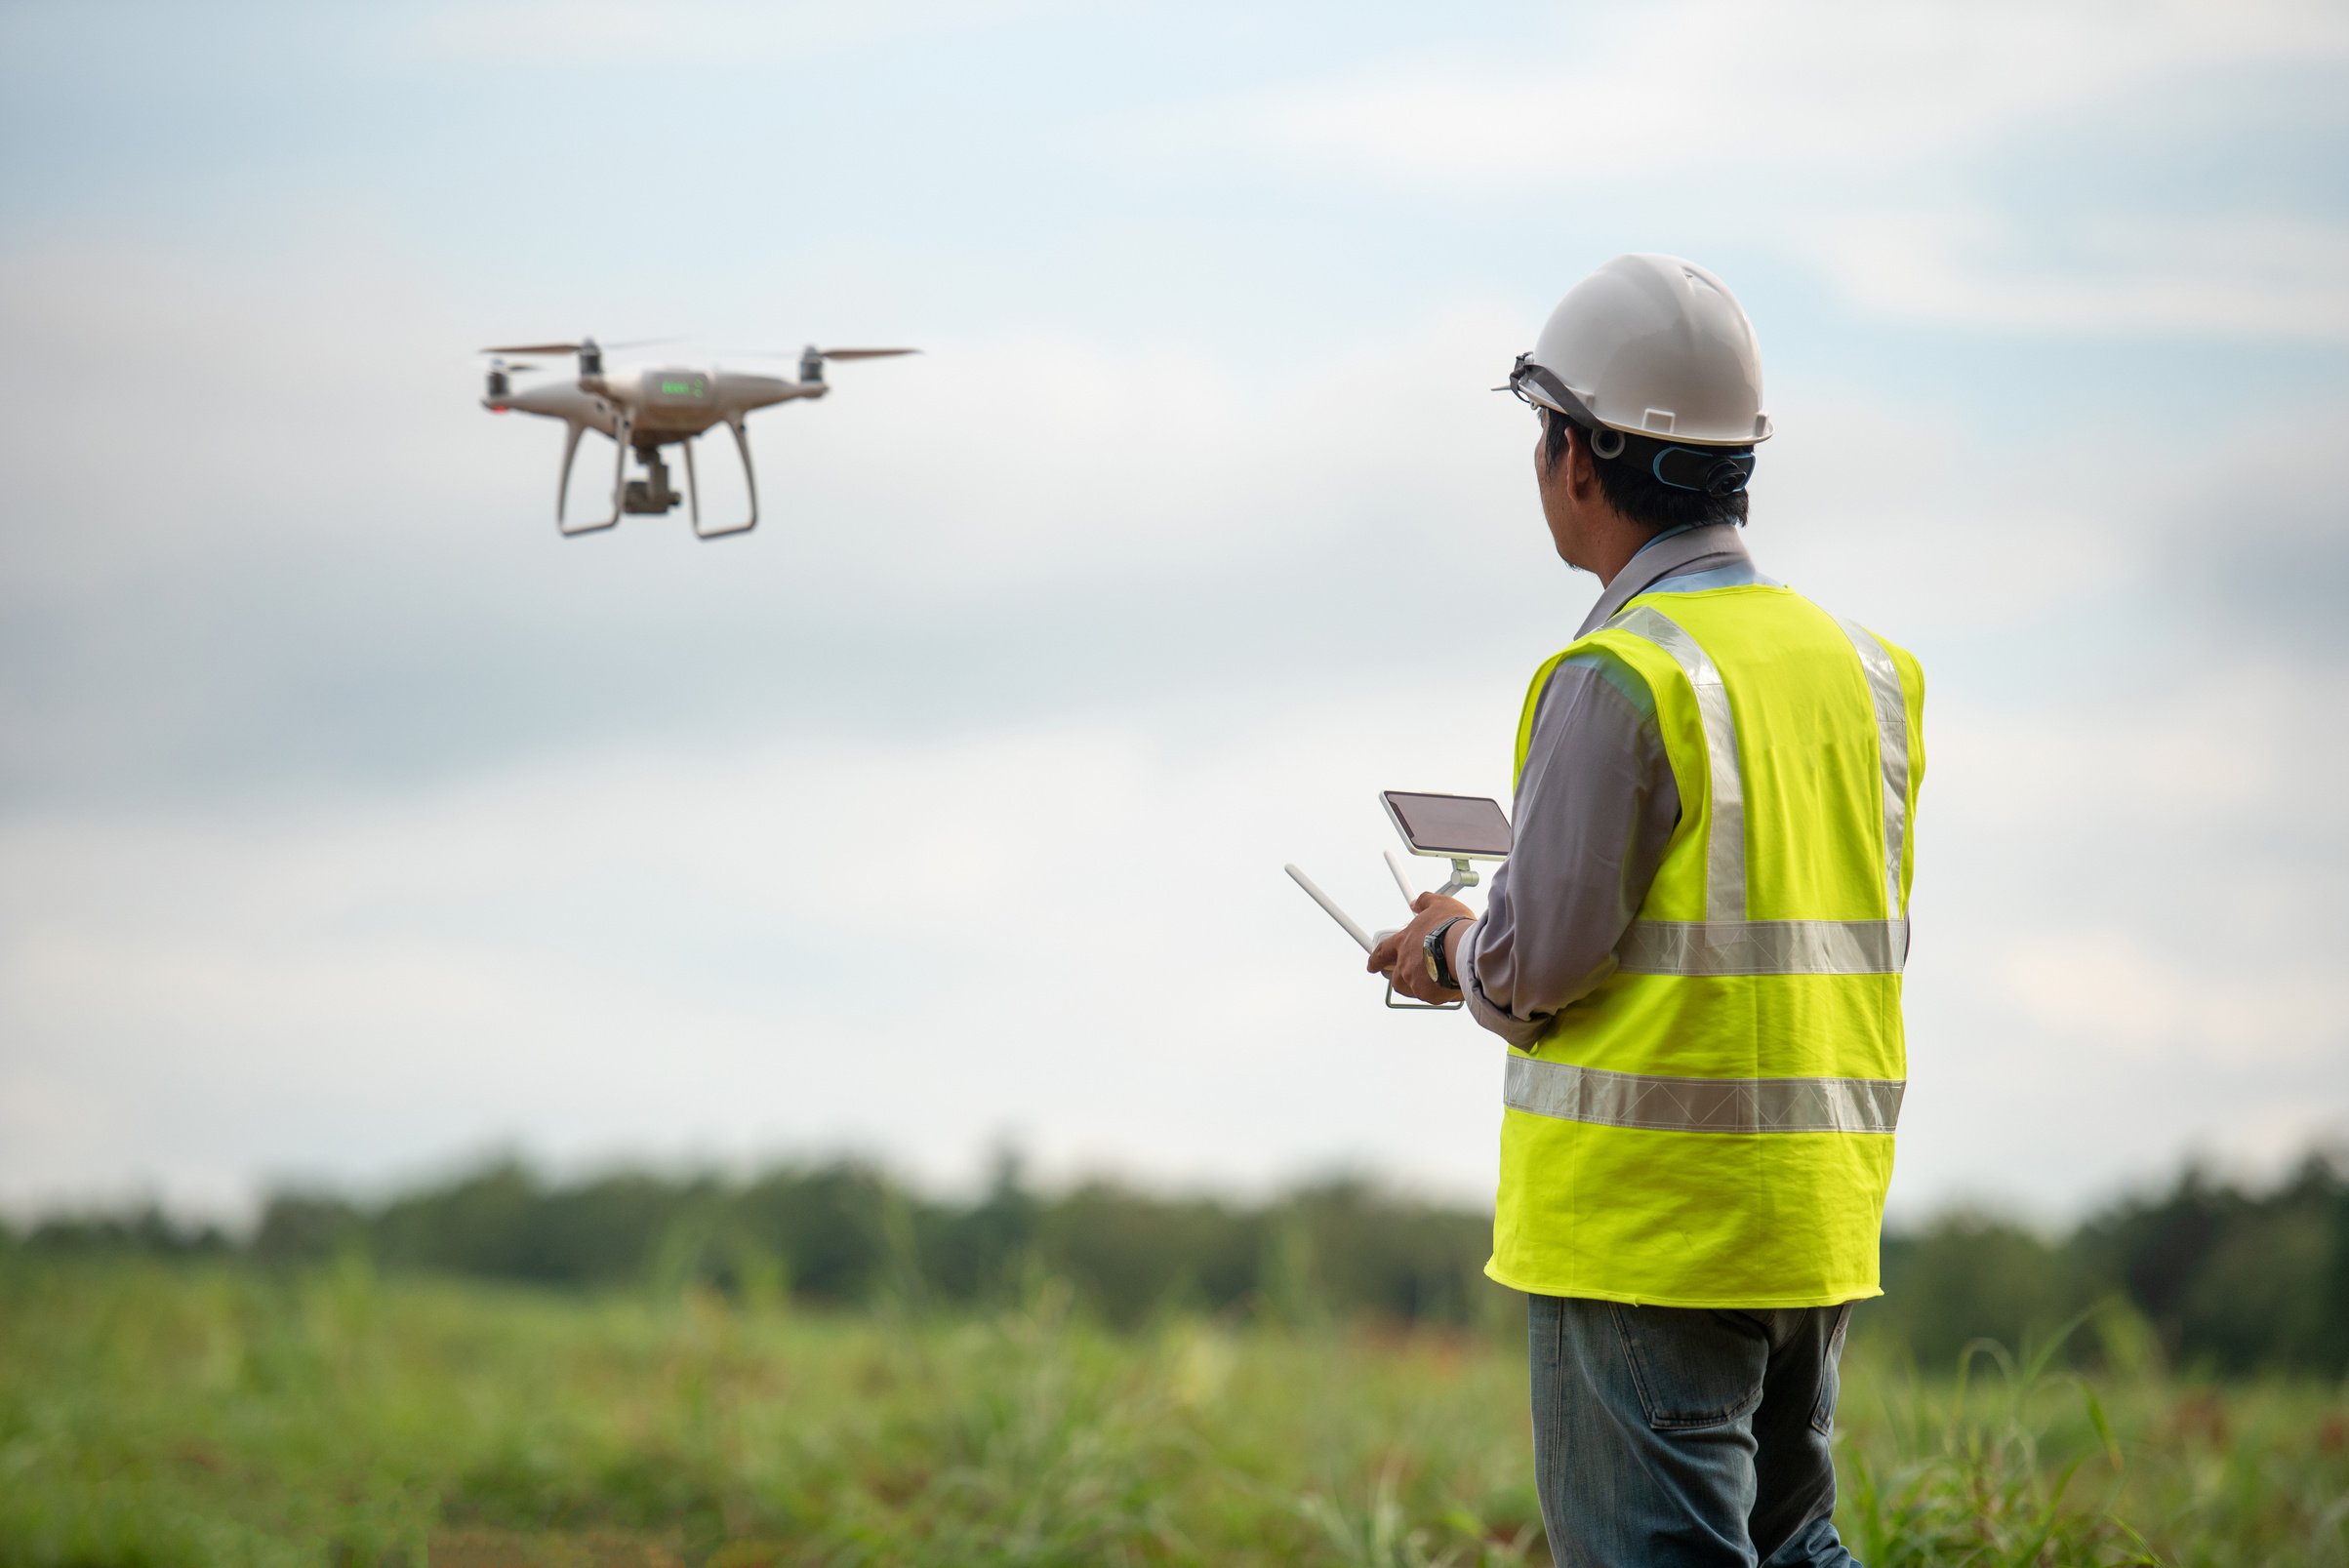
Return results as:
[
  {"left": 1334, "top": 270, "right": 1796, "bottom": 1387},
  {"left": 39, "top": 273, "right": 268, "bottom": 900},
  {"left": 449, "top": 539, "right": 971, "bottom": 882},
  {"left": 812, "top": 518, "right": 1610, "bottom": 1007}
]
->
[{"left": 1457, "top": 524, "right": 1775, "bottom": 1049}]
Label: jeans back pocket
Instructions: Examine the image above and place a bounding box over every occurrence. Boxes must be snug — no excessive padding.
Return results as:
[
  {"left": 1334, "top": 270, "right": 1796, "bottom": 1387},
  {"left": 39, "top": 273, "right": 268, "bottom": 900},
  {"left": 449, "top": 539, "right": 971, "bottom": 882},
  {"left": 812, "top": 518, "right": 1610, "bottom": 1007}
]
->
[{"left": 1608, "top": 1304, "right": 1767, "bottom": 1431}]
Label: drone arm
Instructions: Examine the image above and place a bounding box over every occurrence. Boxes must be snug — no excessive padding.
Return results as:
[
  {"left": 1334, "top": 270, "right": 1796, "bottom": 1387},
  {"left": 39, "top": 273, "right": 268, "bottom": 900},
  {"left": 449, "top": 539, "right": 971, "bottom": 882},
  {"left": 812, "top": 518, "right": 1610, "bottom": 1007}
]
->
[{"left": 692, "top": 416, "right": 758, "bottom": 540}]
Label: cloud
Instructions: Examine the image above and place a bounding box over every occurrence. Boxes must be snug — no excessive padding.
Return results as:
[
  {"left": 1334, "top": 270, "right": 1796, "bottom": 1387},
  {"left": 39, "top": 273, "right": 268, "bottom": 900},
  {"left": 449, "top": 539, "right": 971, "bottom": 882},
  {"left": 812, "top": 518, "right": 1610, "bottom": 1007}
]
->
[
  {"left": 1926, "top": 669, "right": 2347, "bottom": 835},
  {"left": 1742, "top": 387, "right": 2145, "bottom": 637},
  {"left": 0, "top": 235, "right": 477, "bottom": 589},
  {"left": 400, "top": 0, "right": 1076, "bottom": 67},
  {"left": 1232, "top": 0, "right": 2349, "bottom": 185},
  {"left": 1995, "top": 930, "right": 2349, "bottom": 1065},
  {"left": 1197, "top": 0, "right": 2349, "bottom": 349},
  {"left": 1802, "top": 208, "right": 2349, "bottom": 342},
  {"left": 2155, "top": 418, "right": 2349, "bottom": 655}
]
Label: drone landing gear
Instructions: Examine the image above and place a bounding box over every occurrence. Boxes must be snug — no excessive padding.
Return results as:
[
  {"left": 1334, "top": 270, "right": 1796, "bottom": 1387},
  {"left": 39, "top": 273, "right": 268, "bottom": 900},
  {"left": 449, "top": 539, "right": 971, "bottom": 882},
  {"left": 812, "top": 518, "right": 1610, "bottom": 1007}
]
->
[
  {"left": 551, "top": 415, "right": 635, "bottom": 537},
  {"left": 553, "top": 421, "right": 618, "bottom": 538},
  {"left": 682, "top": 418, "right": 757, "bottom": 540}
]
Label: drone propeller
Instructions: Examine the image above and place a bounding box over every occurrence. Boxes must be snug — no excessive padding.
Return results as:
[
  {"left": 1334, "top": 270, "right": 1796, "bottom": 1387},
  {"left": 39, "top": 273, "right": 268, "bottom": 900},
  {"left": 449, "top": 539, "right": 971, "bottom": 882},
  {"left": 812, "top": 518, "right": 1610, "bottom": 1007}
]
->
[
  {"left": 478, "top": 336, "right": 683, "bottom": 355},
  {"left": 719, "top": 346, "right": 922, "bottom": 360}
]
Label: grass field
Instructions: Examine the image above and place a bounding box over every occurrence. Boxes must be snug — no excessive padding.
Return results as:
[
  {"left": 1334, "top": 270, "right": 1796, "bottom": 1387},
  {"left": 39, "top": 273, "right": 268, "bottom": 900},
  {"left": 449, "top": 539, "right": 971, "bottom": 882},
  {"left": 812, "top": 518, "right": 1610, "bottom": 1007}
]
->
[{"left": 1, "top": 1258, "right": 2343, "bottom": 1566}]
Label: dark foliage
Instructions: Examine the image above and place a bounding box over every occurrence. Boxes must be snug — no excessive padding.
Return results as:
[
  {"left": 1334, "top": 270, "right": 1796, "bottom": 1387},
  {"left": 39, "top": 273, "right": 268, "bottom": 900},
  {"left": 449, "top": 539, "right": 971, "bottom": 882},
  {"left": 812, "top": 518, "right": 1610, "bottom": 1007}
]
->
[
  {"left": 11, "top": 1202, "right": 231, "bottom": 1258},
  {"left": 9, "top": 1147, "right": 2345, "bottom": 1375},
  {"left": 1859, "top": 1151, "right": 2349, "bottom": 1377}
]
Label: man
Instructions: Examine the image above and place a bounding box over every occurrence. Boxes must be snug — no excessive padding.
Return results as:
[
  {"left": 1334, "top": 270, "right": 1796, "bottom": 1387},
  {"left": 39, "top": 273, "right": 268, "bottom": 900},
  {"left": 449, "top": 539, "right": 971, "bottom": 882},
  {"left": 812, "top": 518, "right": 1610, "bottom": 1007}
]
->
[{"left": 1369, "top": 254, "right": 1924, "bottom": 1567}]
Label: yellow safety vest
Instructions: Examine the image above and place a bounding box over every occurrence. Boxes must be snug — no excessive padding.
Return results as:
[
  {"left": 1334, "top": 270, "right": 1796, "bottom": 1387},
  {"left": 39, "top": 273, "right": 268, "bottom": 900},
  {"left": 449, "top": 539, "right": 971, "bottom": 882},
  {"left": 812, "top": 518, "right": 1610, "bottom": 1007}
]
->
[{"left": 1486, "top": 582, "right": 1925, "bottom": 1307}]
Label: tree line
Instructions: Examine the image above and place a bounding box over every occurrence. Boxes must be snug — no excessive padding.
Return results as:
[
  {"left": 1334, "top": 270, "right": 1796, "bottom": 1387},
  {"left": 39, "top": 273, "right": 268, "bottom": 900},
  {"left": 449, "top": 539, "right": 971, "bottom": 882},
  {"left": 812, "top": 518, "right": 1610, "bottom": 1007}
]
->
[{"left": 9, "top": 1148, "right": 2346, "bottom": 1377}]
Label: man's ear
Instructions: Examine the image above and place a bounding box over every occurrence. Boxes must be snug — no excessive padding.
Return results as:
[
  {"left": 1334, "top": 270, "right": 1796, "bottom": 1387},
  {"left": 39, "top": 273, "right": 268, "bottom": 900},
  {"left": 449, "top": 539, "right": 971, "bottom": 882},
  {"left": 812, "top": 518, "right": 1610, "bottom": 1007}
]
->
[
  {"left": 1546, "top": 417, "right": 1577, "bottom": 483},
  {"left": 1568, "top": 431, "right": 1599, "bottom": 498}
]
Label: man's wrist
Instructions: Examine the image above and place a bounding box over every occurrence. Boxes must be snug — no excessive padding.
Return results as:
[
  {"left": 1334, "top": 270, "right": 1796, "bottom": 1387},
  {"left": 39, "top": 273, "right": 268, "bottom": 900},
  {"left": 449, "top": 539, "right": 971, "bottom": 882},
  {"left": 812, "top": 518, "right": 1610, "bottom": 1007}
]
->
[{"left": 1426, "top": 915, "right": 1473, "bottom": 990}]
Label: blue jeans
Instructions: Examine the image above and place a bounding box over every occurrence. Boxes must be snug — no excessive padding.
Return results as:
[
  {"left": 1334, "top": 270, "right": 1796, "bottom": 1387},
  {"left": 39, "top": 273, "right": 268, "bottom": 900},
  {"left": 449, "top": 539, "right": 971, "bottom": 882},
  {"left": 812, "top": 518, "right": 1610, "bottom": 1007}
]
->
[{"left": 1527, "top": 1295, "right": 1859, "bottom": 1568}]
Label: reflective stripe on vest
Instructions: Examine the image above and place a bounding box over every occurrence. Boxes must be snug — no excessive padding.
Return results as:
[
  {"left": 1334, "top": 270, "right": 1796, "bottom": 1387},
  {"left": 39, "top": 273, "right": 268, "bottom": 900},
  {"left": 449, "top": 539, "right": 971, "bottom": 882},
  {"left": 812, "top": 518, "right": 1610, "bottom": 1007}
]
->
[
  {"left": 1839, "top": 617, "right": 1913, "bottom": 923},
  {"left": 1615, "top": 916, "right": 1905, "bottom": 977},
  {"left": 1610, "top": 605, "right": 1747, "bottom": 918},
  {"left": 1505, "top": 1054, "right": 1904, "bottom": 1135},
  {"left": 1605, "top": 604, "right": 1915, "bottom": 978}
]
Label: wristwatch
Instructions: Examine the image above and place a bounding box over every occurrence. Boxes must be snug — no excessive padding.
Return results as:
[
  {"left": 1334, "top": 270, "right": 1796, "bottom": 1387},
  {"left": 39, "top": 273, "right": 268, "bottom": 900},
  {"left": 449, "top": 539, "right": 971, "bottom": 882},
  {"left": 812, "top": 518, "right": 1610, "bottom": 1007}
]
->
[{"left": 1423, "top": 916, "right": 1470, "bottom": 991}]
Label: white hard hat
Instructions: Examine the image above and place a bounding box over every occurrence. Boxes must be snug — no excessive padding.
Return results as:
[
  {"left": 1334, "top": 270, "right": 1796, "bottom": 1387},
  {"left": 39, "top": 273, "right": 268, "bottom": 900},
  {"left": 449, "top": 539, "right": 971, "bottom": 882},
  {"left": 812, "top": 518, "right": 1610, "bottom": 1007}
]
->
[{"left": 1506, "top": 254, "right": 1771, "bottom": 450}]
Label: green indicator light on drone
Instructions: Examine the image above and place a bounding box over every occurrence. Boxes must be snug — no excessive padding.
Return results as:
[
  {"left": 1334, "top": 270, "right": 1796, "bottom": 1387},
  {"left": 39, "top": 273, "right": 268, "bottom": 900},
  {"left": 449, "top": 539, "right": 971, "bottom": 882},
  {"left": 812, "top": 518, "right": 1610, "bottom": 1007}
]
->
[{"left": 659, "top": 378, "right": 706, "bottom": 397}]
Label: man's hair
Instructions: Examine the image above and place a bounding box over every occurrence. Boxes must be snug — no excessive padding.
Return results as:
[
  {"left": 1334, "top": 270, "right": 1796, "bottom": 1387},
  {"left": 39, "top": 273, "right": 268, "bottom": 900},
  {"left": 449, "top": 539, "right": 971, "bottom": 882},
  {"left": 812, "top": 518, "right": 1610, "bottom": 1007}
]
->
[{"left": 1541, "top": 408, "right": 1749, "bottom": 534}]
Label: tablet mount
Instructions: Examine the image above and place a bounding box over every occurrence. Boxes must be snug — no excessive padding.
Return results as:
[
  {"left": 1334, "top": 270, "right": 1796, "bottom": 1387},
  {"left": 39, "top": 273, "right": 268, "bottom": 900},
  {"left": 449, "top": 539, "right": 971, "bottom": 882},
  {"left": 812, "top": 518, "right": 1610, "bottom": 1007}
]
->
[{"left": 1427, "top": 856, "right": 1483, "bottom": 900}]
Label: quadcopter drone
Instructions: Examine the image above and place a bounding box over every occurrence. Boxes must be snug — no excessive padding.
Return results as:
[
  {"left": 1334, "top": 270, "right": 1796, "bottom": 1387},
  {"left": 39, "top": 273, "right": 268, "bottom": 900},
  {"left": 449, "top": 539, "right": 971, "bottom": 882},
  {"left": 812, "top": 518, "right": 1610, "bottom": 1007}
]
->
[{"left": 478, "top": 337, "right": 916, "bottom": 539}]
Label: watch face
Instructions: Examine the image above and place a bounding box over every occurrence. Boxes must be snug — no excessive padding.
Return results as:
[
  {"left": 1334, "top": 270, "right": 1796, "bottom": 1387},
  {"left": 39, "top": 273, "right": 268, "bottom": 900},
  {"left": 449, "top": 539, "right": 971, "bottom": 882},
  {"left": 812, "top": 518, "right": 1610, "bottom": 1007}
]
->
[{"left": 1424, "top": 917, "right": 1461, "bottom": 988}]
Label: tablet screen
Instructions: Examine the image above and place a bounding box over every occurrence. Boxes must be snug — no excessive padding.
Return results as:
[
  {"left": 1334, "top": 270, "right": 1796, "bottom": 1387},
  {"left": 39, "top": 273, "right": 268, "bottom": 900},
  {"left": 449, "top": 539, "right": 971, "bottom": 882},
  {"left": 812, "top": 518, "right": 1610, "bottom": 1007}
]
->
[{"left": 1383, "top": 791, "right": 1513, "bottom": 858}]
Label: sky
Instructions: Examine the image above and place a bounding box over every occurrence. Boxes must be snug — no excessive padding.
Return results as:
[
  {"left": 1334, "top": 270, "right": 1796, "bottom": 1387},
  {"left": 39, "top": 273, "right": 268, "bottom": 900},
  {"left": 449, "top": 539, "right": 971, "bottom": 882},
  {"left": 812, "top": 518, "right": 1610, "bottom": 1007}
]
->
[{"left": 1, "top": 0, "right": 2345, "bottom": 1227}]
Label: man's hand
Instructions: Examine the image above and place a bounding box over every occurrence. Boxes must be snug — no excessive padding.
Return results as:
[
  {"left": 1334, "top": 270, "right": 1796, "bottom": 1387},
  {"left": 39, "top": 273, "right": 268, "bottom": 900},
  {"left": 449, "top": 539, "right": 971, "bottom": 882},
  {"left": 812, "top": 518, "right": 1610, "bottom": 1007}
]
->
[{"left": 1368, "top": 892, "right": 1475, "bottom": 1004}]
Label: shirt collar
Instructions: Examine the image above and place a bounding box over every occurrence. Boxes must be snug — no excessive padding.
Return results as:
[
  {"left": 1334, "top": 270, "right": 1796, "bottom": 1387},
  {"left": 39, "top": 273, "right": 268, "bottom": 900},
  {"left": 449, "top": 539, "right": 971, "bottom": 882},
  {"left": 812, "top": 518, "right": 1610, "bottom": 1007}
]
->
[{"left": 1575, "top": 523, "right": 1757, "bottom": 637}]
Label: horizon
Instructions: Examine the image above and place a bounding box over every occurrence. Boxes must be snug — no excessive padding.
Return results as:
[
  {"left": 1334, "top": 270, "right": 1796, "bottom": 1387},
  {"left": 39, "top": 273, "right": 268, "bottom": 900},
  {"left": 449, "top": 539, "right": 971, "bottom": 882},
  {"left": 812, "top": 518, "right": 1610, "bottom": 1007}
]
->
[{"left": 15, "top": 1130, "right": 2349, "bottom": 1244}]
